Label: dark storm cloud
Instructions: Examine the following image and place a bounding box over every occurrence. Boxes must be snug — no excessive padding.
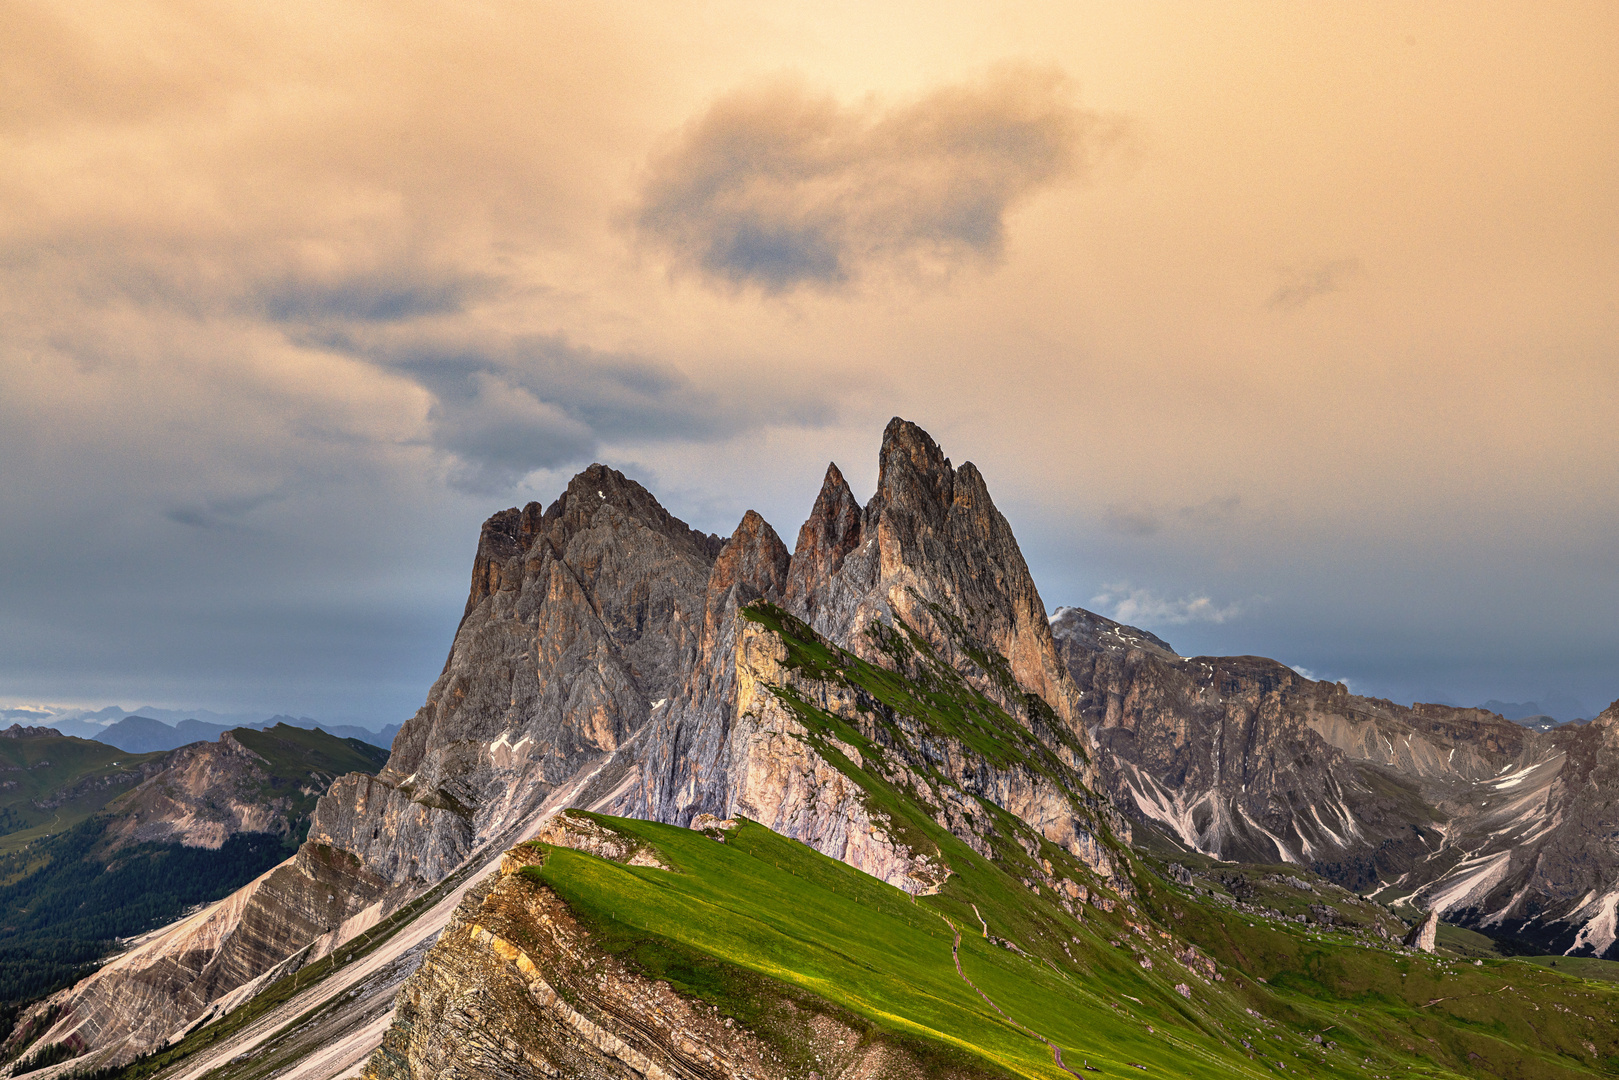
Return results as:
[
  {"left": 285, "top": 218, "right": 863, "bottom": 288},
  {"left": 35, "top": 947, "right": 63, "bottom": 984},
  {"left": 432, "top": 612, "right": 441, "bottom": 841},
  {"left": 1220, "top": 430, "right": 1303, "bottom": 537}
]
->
[
  {"left": 163, "top": 490, "right": 286, "bottom": 530},
  {"left": 632, "top": 66, "right": 1112, "bottom": 292},
  {"left": 354, "top": 333, "right": 840, "bottom": 492}
]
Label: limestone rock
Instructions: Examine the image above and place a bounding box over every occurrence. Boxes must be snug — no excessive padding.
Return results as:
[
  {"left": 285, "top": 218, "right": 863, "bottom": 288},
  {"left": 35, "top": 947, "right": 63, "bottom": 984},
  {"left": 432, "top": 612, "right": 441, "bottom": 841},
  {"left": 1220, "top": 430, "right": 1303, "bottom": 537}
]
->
[
  {"left": 101, "top": 731, "right": 288, "bottom": 850},
  {"left": 787, "top": 420, "right": 1087, "bottom": 746},
  {"left": 362, "top": 865, "right": 995, "bottom": 1080},
  {"left": 17, "top": 843, "right": 404, "bottom": 1064},
  {"left": 1404, "top": 909, "right": 1439, "bottom": 952},
  {"left": 528, "top": 809, "right": 671, "bottom": 869},
  {"left": 307, "top": 774, "right": 474, "bottom": 886}
]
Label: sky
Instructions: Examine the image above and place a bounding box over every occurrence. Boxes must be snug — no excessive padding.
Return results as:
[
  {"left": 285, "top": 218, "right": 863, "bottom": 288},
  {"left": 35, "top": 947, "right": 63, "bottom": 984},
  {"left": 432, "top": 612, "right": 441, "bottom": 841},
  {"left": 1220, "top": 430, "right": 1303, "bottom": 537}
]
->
[{"left": 2, "top": 1, "right": 1615, "bottom": 726}]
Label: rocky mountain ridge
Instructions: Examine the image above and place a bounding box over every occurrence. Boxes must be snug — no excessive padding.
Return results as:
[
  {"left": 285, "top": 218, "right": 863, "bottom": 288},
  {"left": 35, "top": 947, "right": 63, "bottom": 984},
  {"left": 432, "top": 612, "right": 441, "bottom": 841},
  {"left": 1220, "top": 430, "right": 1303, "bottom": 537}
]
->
[
  {"left": 0, "top": 725, "right": 387, "bottom": 1049},
  {"left": 9, "top": 419, "right": 1128, "bottom": 1072},
  {"left": 8, "top": 416, "right": 1617, "bottom": 1080},
  {"left": 1050, "top": 603, "right": 1619, "bottom": 955}
]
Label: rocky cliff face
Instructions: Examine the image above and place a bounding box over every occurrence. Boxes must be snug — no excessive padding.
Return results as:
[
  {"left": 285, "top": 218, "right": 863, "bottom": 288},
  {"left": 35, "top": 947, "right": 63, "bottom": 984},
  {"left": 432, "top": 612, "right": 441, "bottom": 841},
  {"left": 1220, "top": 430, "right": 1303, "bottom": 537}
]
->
[
  {"left": 624, "top": 419, "right": 1120, "bottom": 892},
  {"left": 1051, "top": 603, "right": 1619, "bottom": 955},
  {"left": 21, "top": 420, "right": 1134, "bottom": 1070},
  {"left": 372, "top": 463, "right": 722, "bottom": 853},
  {"left": 787, "top": 422, "right": 1085, "bottom": 739},
  {"left": 103, "top": 730, "right": 315, "bottom": 850},
  {"left": 20, "top": 467, "right": 728, "bottom": 1068},
  {"left": 3, "top": 729, "right": 392, "bottom": 1065},
  {"left": 18, "top": 843, "right": 402, "bottom": 1065}
]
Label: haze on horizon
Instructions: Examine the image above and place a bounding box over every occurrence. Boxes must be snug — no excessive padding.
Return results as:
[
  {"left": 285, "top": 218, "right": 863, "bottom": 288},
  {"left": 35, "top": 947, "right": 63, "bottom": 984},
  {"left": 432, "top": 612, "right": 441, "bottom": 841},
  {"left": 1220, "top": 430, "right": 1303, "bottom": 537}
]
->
[{"left": 1, "top": 1, "right": 1614, "bottom": 727}]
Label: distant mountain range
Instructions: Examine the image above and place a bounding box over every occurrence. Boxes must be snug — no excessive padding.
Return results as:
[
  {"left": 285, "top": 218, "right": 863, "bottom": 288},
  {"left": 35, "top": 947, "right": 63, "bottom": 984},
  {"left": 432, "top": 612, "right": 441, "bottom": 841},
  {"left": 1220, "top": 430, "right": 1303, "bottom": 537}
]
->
[
  {"left": 0, "top": 706, "right": 399, "bottom": 751},
  {"left": 1478, "top": 698, "right": 1588, "bottom": 730}
]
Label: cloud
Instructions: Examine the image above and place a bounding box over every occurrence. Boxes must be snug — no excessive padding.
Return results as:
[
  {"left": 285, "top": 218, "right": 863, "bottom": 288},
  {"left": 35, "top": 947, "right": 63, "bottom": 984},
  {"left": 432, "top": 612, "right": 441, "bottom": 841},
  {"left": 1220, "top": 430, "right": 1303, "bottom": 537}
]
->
[
  {"left": 1103, "top": 495, "right": 1243, "bottom": 537},
  {"left": 344, "top": 330, "right": 842, "bottom": 492},
  {"left": 258, "top": 273, "right": 495, "bottom": 324},
  {"left": 163, "top": 489, "right": 287, "bottom": 530},
  {"left": 1090, "top": 583, "right": 1245, "bottom": 627},
  {"left": 632, "top": 65, "right": 1115, "bottom": 292},
  {"left": 1103, "top": 505, "right": 1164, "bottom": 537},
  {"left": 1267, "top": 258, "right": 1363, "bottom": 310},
  {"left": 428, "top": 372, "right": 597, "bottom": 493}
]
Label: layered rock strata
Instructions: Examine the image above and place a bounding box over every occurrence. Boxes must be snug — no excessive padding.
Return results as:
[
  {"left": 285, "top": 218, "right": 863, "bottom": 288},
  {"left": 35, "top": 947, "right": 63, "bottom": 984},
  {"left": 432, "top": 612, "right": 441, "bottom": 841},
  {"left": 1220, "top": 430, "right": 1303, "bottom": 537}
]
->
[
  {"left": 625, "top": 420, "right": 1121, "bottom": 891},
  {"left": 364, "top": 836, "right": 995, "bottom": 1080}
]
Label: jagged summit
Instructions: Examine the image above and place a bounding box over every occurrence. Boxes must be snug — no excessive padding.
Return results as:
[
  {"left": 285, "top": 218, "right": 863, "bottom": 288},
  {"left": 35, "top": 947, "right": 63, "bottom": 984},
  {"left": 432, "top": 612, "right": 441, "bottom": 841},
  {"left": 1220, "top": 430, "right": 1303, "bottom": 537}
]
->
[
  {"left": 783, "top": 461, "right": 862, "bottom": 619},
  {"left": 778, "top": 416, "right": 1078, "bottom": 730},
  {"left": 0, "top": 723, "right": 60, "bottom": 739},
  {"left": 24, "top": 416, "right": 1619, "bottom": 1080}
]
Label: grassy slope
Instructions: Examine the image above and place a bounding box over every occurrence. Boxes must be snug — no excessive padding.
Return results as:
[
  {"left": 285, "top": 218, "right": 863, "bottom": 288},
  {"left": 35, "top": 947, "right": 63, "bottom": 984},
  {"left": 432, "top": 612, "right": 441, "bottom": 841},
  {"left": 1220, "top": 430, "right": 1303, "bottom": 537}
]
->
[
  {"left": 531, "top": 813, "right": 1619, "bottom": 1079},
  {"left": 530, "top": 815, "right": 1265, "bottom": 1079},
  {"left": 227, "top": 724, "right": 389, "bottom": 826},
  {"left": 0, "top": 737, "right": 167, "bottom": 859}
]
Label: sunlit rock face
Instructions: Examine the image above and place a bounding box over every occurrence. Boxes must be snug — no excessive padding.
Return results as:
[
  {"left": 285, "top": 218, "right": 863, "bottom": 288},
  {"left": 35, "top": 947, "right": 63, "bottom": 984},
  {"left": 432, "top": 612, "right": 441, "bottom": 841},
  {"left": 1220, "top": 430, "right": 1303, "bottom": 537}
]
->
[
  {"left": 785, "top": 419, "right": 1087, "bottom": 741},
  {"left": 18, "top": 419, "right": 1162, "bottom": 1065},
  {"left": 625, "top": 418, "right": 1120, "bottom": 891},
  {"left": 377, "top": 462, "right": 723, "bottom": 848},
  {"left": 17, "top": 465, "right": 726, "bottom": 1067}
]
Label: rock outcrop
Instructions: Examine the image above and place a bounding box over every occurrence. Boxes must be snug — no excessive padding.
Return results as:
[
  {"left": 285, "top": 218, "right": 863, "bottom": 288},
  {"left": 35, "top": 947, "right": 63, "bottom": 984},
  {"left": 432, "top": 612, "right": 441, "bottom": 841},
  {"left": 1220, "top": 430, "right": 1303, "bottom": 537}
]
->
[
  {"left": 625, "top": 420, "right": 1120, "bottom": 891},
  {"left": 1404, "top": 909, "right": 1439, "bottom": 952},
  {"left": 13, "top": 465, "right": 730, "bottom": 1067},
  {"left": 17, "top": 843, "right": 402, "bottom": 1064},
  {"left": 102, "top": 729, "right": 322, "bottom": 850},
  {"left": 0, "top": 724, "right": 60, "bottom": 739},
  {"left": 786, "top": 421, "right": 1086, "bottom": 741}
]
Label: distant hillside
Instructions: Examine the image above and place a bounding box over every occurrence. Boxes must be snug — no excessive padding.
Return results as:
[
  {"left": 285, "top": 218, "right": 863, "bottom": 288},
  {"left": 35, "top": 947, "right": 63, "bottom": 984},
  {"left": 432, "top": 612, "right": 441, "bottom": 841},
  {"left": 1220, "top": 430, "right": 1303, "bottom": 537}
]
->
[{"left": 0, "top": 724, "right": 387, "bottom": 1042}]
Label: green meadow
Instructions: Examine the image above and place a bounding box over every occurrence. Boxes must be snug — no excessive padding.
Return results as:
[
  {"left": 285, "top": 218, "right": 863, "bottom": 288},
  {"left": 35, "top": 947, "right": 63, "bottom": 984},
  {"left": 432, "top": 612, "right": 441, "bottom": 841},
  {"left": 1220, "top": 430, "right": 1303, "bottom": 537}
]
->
[{"left": 527, "top": 811, "right": 1619, "bottom": 1079}]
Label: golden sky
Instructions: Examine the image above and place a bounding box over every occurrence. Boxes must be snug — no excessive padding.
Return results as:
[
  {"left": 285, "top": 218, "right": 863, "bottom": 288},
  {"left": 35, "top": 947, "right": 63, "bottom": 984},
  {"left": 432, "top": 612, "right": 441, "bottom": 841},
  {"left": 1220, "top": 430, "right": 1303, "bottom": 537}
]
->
[{"left": 2, "top": 1, "right": 1615, "bottom": 721}]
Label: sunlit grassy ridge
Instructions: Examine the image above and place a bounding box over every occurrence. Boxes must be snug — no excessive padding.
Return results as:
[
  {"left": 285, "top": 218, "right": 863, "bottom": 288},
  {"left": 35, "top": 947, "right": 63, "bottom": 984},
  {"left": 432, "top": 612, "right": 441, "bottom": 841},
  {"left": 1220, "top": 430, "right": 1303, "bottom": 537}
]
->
[
  {"left": 528, "top": 814, "right": 1275, "bottom": 1079},
  {"left": 528, "top": 812, "right": 1619, "bottom": 1079}
]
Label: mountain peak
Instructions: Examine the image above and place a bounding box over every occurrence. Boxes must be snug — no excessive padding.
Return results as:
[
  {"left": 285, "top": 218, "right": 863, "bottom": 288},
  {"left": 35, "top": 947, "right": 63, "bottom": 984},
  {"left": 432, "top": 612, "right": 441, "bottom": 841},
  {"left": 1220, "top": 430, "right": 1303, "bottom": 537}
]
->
[
  {"left": 550, "top": 463, "right": 721, "bottom": 558},
  {"left": 710, "top": 511, "right": 789, "bottom": 605},
  {"left": 1, "top": 723, "right": 60, "bottom": 739},
  {"left": 784, "top": 462, "right": 863, "bottom": 619},
  {"left": 875, "top": 416, "right": 954, "bottom": 517}
]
